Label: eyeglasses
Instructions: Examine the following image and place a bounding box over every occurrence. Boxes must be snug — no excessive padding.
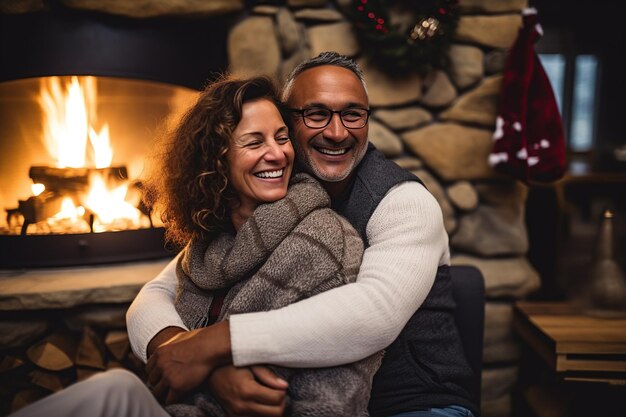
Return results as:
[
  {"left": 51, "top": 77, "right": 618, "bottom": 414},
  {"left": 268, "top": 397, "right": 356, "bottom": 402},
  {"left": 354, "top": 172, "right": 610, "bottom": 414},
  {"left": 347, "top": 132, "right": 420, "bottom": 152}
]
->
[{"left": 289, "top": 106, "right": 371, "bottom": 129}]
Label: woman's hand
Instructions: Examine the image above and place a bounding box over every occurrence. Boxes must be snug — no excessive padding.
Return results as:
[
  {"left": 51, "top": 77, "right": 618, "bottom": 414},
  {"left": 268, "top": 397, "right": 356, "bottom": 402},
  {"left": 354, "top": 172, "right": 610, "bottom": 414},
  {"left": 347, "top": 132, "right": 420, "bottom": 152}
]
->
[
  {"left": 146, "top": 321, "right": 232, "bottom": 404},
  {"left": 209, "top": 365, "right": 288, "bottom": 417}
]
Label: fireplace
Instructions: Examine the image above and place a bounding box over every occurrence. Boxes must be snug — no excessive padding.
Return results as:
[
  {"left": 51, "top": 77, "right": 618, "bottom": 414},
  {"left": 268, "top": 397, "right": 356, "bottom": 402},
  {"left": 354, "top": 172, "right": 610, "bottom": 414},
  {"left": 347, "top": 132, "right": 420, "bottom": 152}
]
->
[
  {"left": 0, "top": 9, "right": 229, "bottom": 268},
  {"left": 0, "top": 6, "right": 235, "bottom": 412}
]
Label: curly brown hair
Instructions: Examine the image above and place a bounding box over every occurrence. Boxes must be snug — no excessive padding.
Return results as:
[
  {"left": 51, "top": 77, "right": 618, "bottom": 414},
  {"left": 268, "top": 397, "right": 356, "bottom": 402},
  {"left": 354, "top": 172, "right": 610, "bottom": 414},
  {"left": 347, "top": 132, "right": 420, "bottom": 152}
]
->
[{"left": 143, "top": 75, "right": 285, "bottom": 249}]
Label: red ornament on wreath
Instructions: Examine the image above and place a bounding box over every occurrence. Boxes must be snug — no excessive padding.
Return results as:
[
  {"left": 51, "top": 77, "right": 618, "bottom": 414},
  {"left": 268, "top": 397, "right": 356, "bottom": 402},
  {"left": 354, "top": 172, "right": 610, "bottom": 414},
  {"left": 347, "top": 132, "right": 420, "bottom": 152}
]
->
[{"left": 349, "top": 0, "right": 459, "bottom": 75}]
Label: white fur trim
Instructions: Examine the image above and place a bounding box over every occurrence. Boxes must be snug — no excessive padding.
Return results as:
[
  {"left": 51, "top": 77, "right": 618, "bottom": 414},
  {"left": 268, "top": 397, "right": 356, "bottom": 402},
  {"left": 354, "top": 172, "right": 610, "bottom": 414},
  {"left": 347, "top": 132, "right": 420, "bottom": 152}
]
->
[
  {"left": 523, "top": 7, "right": 538, "bottom": 16},
  {"left": 489, "top": 152, "right": 509, "bottom": 166},
  {"left": 493, "top": 116, "right": 504, "bottom": 140}
]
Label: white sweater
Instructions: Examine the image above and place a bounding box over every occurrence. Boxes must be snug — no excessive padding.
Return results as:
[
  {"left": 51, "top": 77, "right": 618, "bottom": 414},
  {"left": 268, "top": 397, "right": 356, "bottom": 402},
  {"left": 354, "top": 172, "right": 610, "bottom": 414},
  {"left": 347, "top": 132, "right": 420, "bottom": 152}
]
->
[{"left": 126, "top": 181, "right": 450, "bottom": 366}]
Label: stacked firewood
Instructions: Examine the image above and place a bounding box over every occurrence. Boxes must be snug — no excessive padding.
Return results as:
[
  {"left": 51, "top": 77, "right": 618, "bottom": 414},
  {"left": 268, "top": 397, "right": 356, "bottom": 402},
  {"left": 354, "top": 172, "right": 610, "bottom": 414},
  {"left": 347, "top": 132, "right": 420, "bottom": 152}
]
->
[{"left": 0, "top": 325, "right": 146, "bottom": 415}]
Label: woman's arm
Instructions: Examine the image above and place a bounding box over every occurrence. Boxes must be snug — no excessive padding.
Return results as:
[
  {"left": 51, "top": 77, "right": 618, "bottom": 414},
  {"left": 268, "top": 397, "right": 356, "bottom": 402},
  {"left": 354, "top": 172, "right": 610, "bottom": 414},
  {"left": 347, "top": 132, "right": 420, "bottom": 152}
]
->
[
  {"left": 128, "top": 255, "right": 236, "bottom": 404},
  {"left": 126, "top": 254, "right": 188, "bottom": 363}
]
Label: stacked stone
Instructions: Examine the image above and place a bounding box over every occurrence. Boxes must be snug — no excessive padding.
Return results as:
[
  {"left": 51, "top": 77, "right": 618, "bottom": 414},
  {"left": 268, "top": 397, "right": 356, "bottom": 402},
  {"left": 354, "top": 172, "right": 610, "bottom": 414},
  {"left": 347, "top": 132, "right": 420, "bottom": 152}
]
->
[{"left": 226, "top": 1, "right": 538, "bottom": 416}]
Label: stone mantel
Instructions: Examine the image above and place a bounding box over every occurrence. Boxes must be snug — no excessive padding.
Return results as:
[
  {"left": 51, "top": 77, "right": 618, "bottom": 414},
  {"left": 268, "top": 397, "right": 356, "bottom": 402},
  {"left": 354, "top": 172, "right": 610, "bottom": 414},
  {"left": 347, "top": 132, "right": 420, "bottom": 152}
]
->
[{"left": 0, "top": 258, "right": 173, "bottom": 311}]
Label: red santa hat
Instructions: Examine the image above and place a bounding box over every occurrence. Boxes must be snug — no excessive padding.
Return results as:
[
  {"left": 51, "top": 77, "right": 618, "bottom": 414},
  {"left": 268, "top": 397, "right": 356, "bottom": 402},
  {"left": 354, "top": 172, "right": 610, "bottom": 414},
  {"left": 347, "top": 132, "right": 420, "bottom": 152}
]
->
[{"left": 489, "top": 7, "right": 566, "bottom": 184}]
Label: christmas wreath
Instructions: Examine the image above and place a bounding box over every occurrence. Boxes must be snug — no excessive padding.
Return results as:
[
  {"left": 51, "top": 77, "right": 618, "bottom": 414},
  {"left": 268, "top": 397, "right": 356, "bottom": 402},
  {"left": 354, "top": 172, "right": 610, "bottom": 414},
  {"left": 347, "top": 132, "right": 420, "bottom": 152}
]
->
[{"left": 349, "top": 0, "right": 460, "bottom": 75}]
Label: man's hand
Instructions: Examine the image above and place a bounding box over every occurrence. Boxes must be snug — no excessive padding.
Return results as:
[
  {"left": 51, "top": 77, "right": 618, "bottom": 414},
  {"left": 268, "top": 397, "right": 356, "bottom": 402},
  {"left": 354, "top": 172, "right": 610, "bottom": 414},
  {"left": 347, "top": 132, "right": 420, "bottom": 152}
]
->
[
  {"left": 146, "top": 321, "right": 232, "bottom": 404},
  {"left": 147, "top": 326, "right": 186, "bottom": 359},
  {"left": 209, "top": 365, "right": 288, "bottom": 417}
]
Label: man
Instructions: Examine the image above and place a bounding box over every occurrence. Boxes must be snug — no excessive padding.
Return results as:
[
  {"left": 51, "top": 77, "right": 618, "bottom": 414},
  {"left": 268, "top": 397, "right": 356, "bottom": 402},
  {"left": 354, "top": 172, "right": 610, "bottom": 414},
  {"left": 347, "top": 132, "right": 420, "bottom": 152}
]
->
[{"left": 129, "top": 52, "right": 476, "bottom": 417}]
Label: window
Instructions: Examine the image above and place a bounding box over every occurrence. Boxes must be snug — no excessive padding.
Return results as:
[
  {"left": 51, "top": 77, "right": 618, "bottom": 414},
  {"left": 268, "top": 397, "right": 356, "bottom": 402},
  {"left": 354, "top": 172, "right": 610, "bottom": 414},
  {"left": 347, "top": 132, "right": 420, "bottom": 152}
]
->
[
  {"left": 570, "top": 56, "right": 598, "bottom": 152},
  {"left": 539, "top": 53, "right": 599, "bottom": 153},
  {"left": 539, "top": 54, "right": 565, "bottom": 113}
]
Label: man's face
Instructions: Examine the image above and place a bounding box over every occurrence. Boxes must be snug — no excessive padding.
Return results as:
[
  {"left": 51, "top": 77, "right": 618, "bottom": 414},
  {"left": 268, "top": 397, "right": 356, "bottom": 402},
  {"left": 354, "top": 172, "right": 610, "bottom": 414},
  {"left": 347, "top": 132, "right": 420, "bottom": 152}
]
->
[{"left": 287, "top": 65, "right": 369, "bottom": 184}]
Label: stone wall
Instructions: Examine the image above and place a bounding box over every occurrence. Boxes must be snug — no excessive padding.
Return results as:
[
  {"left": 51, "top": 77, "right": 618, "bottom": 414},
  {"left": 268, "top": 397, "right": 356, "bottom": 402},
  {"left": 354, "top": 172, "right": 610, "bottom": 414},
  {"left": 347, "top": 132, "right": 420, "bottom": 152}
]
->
[
  {"left": 225, "top": 1, "right": 538, "bottom": 416},
  {"left": 0, "top": 0, "right": 540, "bottom": 416}
]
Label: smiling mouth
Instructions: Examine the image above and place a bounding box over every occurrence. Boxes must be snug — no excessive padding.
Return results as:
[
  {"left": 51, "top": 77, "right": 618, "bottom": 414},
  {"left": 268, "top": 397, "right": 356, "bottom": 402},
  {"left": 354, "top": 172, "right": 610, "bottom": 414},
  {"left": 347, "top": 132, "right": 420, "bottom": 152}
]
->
[
  {"left": 315, "top": 147, "right": 348, "bottom": 156},
  {"left": 254, "top": 169, "right": 284, "bottom": 179}
]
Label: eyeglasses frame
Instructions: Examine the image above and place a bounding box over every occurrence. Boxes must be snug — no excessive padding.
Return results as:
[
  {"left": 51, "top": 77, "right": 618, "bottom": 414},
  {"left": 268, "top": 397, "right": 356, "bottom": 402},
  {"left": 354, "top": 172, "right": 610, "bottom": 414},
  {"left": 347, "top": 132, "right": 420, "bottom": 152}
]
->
[{"left": 288, "top": 106, "right": 371, "bottom": 129}]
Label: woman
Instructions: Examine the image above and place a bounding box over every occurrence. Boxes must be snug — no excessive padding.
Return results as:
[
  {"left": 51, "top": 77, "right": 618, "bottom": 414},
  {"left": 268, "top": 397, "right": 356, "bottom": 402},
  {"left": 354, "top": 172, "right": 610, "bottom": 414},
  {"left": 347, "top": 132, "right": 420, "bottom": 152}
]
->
[
  {"left": 150, "top": 75, "right": 381, "bottom": 416},
  {"left": 9, "top": 76, "right": 380, "bottom": 417}
]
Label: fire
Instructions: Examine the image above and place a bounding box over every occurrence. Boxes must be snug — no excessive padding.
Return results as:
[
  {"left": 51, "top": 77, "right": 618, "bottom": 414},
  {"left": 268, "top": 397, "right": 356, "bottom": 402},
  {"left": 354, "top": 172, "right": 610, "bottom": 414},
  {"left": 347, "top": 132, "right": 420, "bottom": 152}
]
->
[
  {"left": 35, "top": 76, "right": 143, "bottom": 232},
  {"left": 84, "top": 174, "right": 141, "bottom": 232},
  {"left": 53, "top": 197, "right": 85, "bottom": 223},
  {"left": 39, "top": 76, "right": 113, "bottom": 168},
  {"left": 89, "top": 125, "right": 113, "bottom": 169},
  {"left": 31, "top": 183, "right": 45, "bottom": 196}
]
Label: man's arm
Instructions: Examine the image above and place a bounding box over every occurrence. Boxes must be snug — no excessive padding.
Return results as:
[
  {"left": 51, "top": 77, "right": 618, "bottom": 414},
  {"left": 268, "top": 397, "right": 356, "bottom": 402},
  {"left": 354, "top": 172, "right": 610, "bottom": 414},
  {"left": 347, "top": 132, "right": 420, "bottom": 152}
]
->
[
  {"left": 230, "top": 181, "right": 450, "bottom": 367},
  {"left": 127, "top": 182, "right": 448, "bottom": 369},
  {"left": 146, "top": 321, "right": 232, "bottom": 404},
  {"left": 206, "top": 366, "right": 287, "bottom": 416}
]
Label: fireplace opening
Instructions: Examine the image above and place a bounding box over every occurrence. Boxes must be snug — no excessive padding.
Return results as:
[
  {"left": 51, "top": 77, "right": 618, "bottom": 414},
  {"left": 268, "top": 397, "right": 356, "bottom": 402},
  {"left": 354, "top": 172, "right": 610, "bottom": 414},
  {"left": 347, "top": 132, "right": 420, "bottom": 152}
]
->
[
  {"left": 1, "top": 8, "right": 230, "bottom": 269},
  {"left": 0, "top": 75, "right": 199, "bottom": 268}
]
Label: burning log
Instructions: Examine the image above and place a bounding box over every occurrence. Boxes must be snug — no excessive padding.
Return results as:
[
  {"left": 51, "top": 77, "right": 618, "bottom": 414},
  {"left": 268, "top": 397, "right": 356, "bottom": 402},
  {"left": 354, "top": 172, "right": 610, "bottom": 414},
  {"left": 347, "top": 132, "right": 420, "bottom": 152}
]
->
[
  {"left": 17, "top": 192, "right": 64, "bottom": 224},
  {"left": 29, "top": 166, "right": 128, "bottom": 193},
  {"left": 6, "top": 165, "right": 139, "bottom": 235}
]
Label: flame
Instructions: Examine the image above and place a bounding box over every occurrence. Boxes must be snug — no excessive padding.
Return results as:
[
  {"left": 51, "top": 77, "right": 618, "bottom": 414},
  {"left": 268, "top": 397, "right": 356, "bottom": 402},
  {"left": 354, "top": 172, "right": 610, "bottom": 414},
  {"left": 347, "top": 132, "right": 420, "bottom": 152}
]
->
[
  {"left": 84, "top": 174, "right": 141, "bottom": 232},
  {"left": 89, "top": 124, "right": 113, "bottom": 168},
  {"left": 39, "top": 76, "right": 113, "bottom": 169},
  {"left": 52, "top": 197, "right": 84, "bottom": 222},
  {"left": 36, "top": 76, "right": 145, "bottom": 233},
  {"left": 31, "top": 183, "right": 45, "bottom": 196}
]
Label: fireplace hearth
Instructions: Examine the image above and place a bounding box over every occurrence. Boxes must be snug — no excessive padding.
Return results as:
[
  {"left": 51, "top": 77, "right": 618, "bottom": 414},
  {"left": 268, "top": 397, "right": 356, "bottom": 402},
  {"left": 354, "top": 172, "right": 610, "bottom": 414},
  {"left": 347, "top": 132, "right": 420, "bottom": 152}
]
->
[{"left": 0, "top": 228, "right": 171, "bottom": 268}]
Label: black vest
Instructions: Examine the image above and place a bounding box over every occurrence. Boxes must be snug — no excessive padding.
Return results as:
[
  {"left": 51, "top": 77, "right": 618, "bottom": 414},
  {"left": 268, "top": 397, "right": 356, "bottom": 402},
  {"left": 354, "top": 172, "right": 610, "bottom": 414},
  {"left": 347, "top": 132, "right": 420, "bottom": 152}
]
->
[{"left": 334, "top": 144, "right": 477, "bottom": 416}]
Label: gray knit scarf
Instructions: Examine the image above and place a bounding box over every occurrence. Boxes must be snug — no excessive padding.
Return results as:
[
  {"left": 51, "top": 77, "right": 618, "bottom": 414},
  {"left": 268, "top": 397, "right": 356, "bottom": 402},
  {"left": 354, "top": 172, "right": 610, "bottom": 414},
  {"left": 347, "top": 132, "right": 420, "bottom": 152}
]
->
[{"left": 166, "top": 173, "right": 383, "bottom": 417}]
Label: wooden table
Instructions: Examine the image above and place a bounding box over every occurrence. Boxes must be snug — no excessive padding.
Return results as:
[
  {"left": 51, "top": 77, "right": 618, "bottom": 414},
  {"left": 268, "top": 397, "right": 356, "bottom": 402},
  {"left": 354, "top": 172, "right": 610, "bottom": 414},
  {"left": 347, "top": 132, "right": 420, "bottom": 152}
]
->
[
  {"left": 513, "top": 301, "right": 626, "bottom": 417},
  {"left": 513, "top": 301, "right": 626, "bottom": 384}
]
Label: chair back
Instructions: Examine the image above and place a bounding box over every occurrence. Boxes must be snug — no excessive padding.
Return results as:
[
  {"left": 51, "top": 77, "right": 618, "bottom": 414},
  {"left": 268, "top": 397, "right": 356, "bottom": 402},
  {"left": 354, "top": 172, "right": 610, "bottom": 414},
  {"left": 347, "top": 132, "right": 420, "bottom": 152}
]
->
[{"left": 450, "top": 264, "right": 485, "bottom": 413}]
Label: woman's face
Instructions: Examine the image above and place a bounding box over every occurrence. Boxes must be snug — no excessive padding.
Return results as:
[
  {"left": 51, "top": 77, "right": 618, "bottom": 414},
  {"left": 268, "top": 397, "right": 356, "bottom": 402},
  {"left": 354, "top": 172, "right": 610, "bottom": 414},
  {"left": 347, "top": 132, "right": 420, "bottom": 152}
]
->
[{"left": 228, "top": 98, "right": 294, "bottom": 214}]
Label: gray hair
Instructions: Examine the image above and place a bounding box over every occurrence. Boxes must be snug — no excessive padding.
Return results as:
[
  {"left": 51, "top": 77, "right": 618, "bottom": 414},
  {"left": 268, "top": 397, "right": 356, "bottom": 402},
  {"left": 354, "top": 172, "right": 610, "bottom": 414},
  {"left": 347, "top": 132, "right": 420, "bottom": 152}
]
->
[{"left": 281, "top": 51, "right": 368, "bottom": 103}]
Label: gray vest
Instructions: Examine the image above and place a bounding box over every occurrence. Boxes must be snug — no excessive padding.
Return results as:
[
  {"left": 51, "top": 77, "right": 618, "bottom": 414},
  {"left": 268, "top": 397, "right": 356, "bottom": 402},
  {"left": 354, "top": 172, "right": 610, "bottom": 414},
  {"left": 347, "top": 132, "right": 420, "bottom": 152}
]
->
[{"left": 333, "top": 144, "right": 477, "bottom": 416}]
